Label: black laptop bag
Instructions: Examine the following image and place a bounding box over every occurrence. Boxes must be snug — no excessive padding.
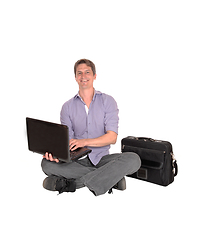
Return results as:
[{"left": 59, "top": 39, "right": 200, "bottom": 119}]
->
[{"left": 121, "top": 136, "right": 178, "bottom": 186}]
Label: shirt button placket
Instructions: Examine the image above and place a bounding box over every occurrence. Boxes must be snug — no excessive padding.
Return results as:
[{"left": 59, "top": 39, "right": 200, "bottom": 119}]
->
[{"left": 87, "top": 111, "right": 90, "bottom": 138}]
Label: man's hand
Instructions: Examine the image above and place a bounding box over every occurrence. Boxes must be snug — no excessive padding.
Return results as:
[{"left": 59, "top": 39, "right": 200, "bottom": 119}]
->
[
  {"left": 69, "top": 139, "right": 86, "bottom": 151},
  {"left": 43, "top": 152, "right": 59, "bottom": 163}
]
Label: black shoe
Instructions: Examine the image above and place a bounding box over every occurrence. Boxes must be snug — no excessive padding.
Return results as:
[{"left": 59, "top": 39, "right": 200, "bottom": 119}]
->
[
  {"left": 108, "top": 177, "right": 126, "bottom": 194},
  {"left": 113, "top": 177, "right": 126, "bottom": 191},
  {"left": 43, "top": 176, "right": 76, "bottom": 194}
]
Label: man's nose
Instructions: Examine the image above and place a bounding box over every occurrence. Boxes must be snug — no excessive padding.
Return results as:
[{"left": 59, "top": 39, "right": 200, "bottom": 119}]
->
[{"left": 81, "top": 73, "right": 86, "bottom": 78}]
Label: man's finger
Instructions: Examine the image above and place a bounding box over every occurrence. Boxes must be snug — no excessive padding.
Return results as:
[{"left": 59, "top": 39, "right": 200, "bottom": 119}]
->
[
  {"left": 70, "top": 144, "right": 78, "bottom": 151},
  {"left": 45, "top": 152, "right": 49, "bottom": 160},
  {"left": 49, "top": 153, "right": 54, "bottom": 161}
]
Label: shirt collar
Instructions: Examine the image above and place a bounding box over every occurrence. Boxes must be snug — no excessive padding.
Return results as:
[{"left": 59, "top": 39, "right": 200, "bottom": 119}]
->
[{"left": 74, "top": 89, "right": 102, "bottom": 100}]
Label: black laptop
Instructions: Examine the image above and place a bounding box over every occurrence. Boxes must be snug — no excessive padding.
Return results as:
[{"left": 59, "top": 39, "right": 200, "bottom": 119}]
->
[{"left": 26, "top": 117, "right": 92, "bottom": 162}]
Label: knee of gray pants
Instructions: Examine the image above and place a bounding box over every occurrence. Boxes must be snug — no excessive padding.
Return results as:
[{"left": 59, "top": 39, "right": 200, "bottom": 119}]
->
[
  {"left": 121, "top": 152, "right": 141, "bottom": 175},
  {"left": 41, "top": 158, "right": 52, "bottom": 175}
]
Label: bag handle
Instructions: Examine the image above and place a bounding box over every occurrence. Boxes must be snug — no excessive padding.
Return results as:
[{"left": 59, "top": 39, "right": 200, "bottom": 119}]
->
[
  {"left": 173, "top": 160, "right": 178, "bottom": 176},
  {"left": 135, "top": 137, "right": 155, "bottom": 142},
  {"left": 171, "top": 153, "right": 178, "bottom": 176}
]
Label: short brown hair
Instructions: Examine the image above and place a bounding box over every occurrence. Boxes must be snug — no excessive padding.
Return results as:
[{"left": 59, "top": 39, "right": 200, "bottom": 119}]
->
[{"left": 74, "top": 59, "right": 96, "bottom": 76}]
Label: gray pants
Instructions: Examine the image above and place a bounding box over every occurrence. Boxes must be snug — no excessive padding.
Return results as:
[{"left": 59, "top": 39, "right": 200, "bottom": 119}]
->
[{"left": 41, "top": 152, "right": 141, "bottom": 196}]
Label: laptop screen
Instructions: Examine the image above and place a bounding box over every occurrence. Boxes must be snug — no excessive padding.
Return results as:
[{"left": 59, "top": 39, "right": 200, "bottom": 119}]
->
[{"left": 26, "top": 118, "right": 69, "bottom": 161}]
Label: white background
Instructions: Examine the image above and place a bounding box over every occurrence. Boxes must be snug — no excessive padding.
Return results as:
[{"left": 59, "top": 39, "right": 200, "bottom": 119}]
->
[{"left": 1, "top": 0, "right": 200, "bottom": 239}]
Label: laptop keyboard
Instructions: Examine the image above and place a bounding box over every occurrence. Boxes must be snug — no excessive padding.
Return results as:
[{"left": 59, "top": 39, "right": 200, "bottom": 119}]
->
[{"left": 70, "top": 148, "right": 81, "bottom": 158}]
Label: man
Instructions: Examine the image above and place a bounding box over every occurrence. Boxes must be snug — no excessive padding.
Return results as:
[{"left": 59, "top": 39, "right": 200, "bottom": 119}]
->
[{"left": 41, "top": 59, "right": 141, "bottom": 196}]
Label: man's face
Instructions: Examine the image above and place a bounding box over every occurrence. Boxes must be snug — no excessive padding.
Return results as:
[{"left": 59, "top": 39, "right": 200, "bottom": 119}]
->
[{"left": 75, "top": 63, "right": 96, "bottom": 90}]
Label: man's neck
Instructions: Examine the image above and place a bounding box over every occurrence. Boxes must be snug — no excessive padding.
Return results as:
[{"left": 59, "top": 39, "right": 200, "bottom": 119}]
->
[{"left": 79, "top": 88, "right": 95, "bottom": 108}]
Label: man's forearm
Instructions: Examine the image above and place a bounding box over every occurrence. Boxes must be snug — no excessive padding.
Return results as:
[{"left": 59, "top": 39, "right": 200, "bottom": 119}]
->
[
  {"left": 85, "top": 131, "right": 117, "bottom": 147},
  {"left": 69, "top": 131, "right": 117, "bottom": 151}
]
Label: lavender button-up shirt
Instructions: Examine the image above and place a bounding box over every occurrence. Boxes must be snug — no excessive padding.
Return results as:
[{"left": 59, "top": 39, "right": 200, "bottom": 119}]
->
[{"left": 60, "top": 90, "right": 119, "bottom": 165}]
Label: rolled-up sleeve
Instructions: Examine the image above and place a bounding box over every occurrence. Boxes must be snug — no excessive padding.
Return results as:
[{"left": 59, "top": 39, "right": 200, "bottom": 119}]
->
[
  {"left": 60, "top": 101, "right": 75, "bottom": 140},
  {"left": 103, "top": 95, "right": 119, "bottom": 134}
]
